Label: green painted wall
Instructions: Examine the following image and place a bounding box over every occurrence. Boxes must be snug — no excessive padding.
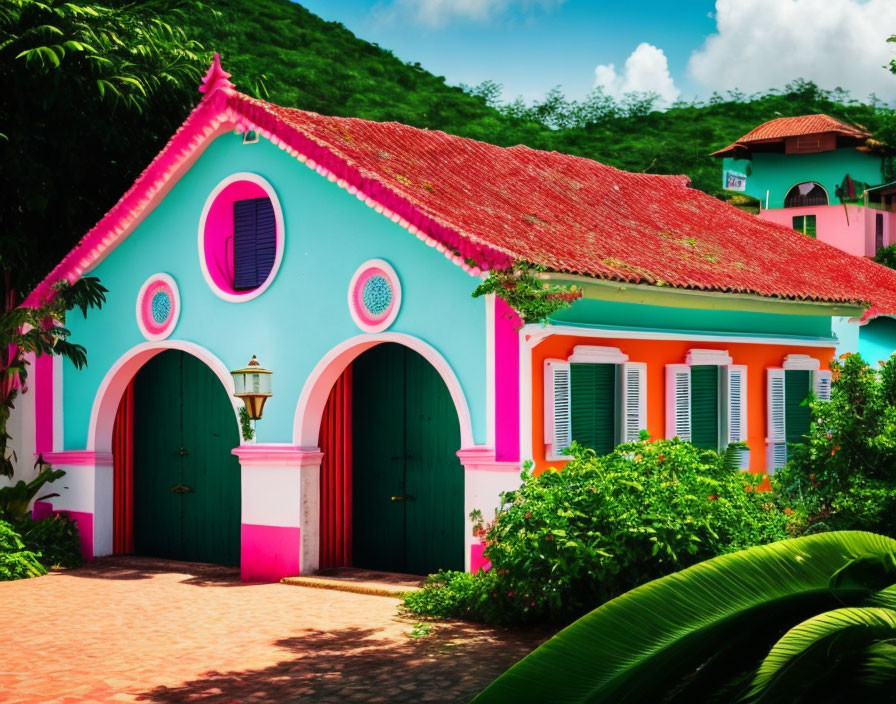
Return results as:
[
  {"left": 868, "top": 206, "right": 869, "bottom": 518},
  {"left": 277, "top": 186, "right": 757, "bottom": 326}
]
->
[
  {"left": 62, "top": 132, "right": 487, "bottom": 448},
  {"left": 550, "top": 298, "right": 834, "bottom": 341},
  {"left": 723, "top": 148, "right": 882, "bottom": 209},
  {"left": 859, "top": 317, "right": 896, "bottom": 366}
]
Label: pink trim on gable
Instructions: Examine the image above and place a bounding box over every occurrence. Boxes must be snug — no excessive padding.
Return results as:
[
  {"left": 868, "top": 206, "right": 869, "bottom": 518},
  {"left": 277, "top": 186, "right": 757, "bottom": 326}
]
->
[
  {"left": 470, "top": 543, "right": 491, "bottom": 573},
  {"left": 24, "top": 64, "right": 510, "bottom": 310},
  {"left": 494, "top": 298, "right": 520, "bottom": 462},
  {"left": 32, "top": 502, "right": 94, "bottom": 560},
  {"left": 24, "top": 92, "right": 235, "bottom": 308},
  {"left": 34, "top": 354, "right": 54, "bottom": 455},
  {"left": 241, "top": 523, "right": 300, "bottom": 582}
]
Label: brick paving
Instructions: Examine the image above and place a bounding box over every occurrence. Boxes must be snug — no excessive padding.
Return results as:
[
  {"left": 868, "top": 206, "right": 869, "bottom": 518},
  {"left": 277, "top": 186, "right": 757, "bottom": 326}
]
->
[{"left": 1, "top": 557, "right": 547, "bottom": 703}]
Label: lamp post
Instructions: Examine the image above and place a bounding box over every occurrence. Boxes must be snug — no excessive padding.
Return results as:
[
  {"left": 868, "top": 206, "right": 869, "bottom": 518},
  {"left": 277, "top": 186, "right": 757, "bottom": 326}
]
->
[{"left": 230, "top": 355, "right": 273, "bottom": 441}]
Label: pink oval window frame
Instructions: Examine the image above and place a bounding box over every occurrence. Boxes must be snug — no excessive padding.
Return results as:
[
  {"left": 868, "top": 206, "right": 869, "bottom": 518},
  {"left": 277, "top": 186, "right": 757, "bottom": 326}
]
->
[
  {"left": 348, "top": 259, "right": 402, "bottom": 333},
  {"left": 136, "top": 273, "right": 180, "bottom": 341},
  {"left": 197, "top": 172, "right": 285, "bottom": 302}
]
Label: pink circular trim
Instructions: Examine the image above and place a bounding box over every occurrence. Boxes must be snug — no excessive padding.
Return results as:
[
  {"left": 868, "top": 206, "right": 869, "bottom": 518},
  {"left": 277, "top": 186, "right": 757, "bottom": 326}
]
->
[
  {"left": 197, "top": 173, "right": 285, "bottom": 303},
  {"left": 347, "top": 259, "right": 401, "bottom": 333},
  {"left": 135, "top": 274, "right": 180, "bottom": 341}
]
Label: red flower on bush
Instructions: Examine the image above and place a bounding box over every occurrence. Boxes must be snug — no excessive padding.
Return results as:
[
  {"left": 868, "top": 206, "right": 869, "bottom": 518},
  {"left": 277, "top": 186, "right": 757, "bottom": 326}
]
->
[{"left": 708, "top": 494, "right": 719, "bottom": 501}]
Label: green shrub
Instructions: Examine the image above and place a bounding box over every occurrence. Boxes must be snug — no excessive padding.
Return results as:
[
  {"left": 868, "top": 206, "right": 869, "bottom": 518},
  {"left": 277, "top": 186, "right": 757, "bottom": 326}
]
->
[
  {"left": 404, "top": 439, "right": 791, "bottom": 624},
  {"left": 0, "top": 520, "right": 46, "bottom": 581},
  {"left": 19, "top": 513, "right": 84, "bottom": 569},
  {"left": 873, "top": 244, "right": 896, "bottom": 270},
  {"left": 773, "top": 353, "right": 896, "bottom": 536},
  {"left": 403, "top": 570, "right": 504, "bottom": 623}
]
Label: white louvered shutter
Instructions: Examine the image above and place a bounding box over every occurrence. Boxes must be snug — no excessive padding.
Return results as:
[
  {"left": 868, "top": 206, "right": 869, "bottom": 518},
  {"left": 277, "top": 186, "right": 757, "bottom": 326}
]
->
[
  {"left": 767, "top": 368, "right": 787, "bottom": 472},
  {"left": 724, "top": 365, "right": 749, "bottom": 468},
  {"left": 620, "top": 362, "right": 647, "bottom": 443},
  {"left": 665, "top": 364, "right": 691, "bottom": 441},
  {"left": 544, "top": 360, "right": 572, "bottom": 458},
  {"left": 813, "top": 369, "right": 833, "bottom": 401}
]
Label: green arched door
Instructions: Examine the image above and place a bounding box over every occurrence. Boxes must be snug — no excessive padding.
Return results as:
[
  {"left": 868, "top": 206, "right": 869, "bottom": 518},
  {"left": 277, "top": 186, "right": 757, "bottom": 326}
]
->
[
  {"left": 132, "top": 350, "right": 241, "bottom": 565},
  {"left": 352, "top": 343, "right": 464, "bottom": 575}
]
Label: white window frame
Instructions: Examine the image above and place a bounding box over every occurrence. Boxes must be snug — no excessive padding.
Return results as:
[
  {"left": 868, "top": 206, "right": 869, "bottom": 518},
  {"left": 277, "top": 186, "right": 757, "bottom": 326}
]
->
[
  {"left": 666, "top": 349, "right": 749, "bottom": 467},
  {"left": 544, "top": 346, "right": 647, "bottom": 460},
  {"left": 767, "top": 355, "right": 832, "bottom": 472}
]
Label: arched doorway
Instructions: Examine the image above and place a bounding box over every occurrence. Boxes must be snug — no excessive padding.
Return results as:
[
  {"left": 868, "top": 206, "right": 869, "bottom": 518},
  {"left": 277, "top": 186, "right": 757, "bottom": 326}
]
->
[
  {"left": 784, "top": 182, "right": 828, "bottom": 208},
  {"left": 111, "top": 349, "right": 241, "bottom": 565},
  {"left": 318, "top": 342, "right": 464, "bottom": 575}
]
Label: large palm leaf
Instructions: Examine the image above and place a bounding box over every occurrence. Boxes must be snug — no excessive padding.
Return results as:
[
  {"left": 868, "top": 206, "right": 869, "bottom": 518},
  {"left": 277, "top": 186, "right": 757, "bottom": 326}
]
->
[
  {"left": 472, "top": 532, "right": 896, "bottom": 704},
  {"left": 746, "top": 607, "right": 896, "bottom": 703}
]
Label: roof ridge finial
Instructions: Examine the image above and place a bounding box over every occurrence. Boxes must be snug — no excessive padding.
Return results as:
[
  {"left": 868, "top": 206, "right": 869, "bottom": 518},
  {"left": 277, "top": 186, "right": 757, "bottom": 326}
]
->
[{"left": 199, "top": 52, "right": 235, "bottom": 97}]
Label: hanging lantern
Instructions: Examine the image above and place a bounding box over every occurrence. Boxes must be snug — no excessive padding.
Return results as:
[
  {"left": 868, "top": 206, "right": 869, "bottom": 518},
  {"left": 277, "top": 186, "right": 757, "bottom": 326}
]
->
[{"left": 230, "top": 355, "right": 273, "bottom": 420}]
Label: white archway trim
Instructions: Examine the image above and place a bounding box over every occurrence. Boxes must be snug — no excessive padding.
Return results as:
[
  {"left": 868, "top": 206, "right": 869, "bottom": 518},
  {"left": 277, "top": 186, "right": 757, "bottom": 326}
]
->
[
  {"left": 293, "top": 332, "right": 474, "bottom": 448},
  {"left": 87, "top": 339, "right": 240, "bottom": 452}
]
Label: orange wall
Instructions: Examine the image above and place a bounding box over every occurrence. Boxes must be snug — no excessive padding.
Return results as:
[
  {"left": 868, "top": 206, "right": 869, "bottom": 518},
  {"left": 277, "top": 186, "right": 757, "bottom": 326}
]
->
[{"left": 530, "top": 335, "right": 835, "bottom": 476}]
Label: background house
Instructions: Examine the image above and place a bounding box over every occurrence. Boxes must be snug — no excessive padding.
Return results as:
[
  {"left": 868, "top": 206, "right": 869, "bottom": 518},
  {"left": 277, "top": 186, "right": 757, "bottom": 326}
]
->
[{"left": 714, "top": 115, "right": 896, "bottom": 362}]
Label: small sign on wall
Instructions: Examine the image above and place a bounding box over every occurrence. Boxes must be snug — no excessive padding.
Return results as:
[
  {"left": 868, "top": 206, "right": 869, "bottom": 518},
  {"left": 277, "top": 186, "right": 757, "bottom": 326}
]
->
[{"left": 724, "top": 170, "right": 747, "bottom": 191}]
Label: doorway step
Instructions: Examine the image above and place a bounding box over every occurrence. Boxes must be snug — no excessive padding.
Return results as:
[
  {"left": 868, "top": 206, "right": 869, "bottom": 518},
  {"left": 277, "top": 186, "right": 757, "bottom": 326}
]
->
[{"left": 281, "top": 567, "right": 423, "bottom": 598}]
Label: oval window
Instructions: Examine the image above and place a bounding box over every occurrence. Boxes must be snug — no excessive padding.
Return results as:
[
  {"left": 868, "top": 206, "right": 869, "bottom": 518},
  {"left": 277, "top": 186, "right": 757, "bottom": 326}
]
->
[{"left": 198, "top": 173, "right": 284, "bottom": 302}]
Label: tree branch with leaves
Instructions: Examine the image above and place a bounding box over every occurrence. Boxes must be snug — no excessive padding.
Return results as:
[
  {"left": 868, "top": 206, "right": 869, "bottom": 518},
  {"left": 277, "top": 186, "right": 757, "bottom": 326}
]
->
[{"left": 0, "top": 276, "right": 106, "bottom": 478}]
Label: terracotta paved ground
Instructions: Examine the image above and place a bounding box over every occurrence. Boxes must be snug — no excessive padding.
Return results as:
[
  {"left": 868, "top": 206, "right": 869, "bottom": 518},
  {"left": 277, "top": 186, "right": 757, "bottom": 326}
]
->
[{"left": 1, "top": 557, "right": 547, "bottom": 703}]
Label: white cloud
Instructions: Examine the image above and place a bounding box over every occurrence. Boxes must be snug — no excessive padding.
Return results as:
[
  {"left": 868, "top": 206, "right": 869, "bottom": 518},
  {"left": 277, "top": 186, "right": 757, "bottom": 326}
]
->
[
  {"left": 688, "top": 0, "right": 896, "bottom": 99},
  {"left": 375, "top": 0, "right": 565, "bottom": 27},
  {"left": 594, "top": 43, "right": 680, "bottom": 106}
]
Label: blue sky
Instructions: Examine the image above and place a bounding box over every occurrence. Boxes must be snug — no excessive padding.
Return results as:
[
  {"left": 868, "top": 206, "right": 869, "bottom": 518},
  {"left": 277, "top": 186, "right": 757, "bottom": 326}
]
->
[{"left": 299, "top": 0, "right": 896, "bottom": 106}]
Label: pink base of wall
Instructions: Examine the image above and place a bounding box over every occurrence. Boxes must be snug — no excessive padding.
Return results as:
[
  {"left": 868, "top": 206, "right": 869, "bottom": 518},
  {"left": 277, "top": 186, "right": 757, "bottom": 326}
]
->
[
  {"left": 32, "top": 501, "right": 94, "bottom": 560},
  {"left": 240, "top": 523, "right": 301, "bottom": 582},
  {"left": 470, "top": 543, "right": 491, "bottom": 573}
]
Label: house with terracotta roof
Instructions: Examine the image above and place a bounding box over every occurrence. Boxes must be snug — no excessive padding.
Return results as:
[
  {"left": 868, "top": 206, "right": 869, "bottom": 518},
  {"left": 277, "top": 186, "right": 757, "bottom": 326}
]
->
[
  {"left": 713, "top": 114, "right": 896, "bottom": 362},
  {"left": 22, "top": 58, "right": 896, "bottom": 582},
  {"left": 712, "top": 114, "right": 892, "bottom": 257}
]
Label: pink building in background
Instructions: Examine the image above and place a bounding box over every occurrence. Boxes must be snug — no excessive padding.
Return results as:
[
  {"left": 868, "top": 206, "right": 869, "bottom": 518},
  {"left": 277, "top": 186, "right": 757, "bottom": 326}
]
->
[{"left": 714, "top": 114, "right": 896, "bottom": 258}]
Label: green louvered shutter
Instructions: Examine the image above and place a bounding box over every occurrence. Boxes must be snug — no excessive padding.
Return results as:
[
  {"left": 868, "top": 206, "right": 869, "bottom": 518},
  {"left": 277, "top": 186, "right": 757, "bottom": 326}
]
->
[
  {"left": 785, "top": 369, "right": 812, "bottom": 444},
  {"left": 690, "top": 365, "right": 719, "bottom": 451},
  {"left": 571, "top": 363, "right": 617, "bottom": 455}
]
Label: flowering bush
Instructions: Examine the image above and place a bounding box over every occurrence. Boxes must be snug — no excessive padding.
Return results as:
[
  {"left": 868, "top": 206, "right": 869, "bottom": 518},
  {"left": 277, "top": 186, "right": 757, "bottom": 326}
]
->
[
  {"left": 773, "top": 352, "right": 896, "bottom": 536},
  {"left": 404, "top": 439, "right": 792, "bottom": 624}
]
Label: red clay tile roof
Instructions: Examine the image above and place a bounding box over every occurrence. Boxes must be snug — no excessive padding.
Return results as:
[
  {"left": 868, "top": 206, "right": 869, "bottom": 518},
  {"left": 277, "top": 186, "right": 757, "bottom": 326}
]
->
[
  {"left": 26, "top": 61, "right": 896, "bottom": 317},
  {"left": 712, "top": 114, "right": 870, "bottom": 157}
]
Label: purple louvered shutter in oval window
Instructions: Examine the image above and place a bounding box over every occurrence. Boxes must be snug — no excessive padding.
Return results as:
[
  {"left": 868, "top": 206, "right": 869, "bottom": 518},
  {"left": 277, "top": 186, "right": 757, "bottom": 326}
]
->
[{"left": 232, "top": 197, "right": 276, "bottom": 290}]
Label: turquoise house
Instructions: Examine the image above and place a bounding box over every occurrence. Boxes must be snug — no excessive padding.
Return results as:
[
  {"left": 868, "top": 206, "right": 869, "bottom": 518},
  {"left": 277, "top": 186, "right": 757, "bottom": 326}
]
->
[{"left": 714, "top": 115, "right": 896, "bottom": 364}]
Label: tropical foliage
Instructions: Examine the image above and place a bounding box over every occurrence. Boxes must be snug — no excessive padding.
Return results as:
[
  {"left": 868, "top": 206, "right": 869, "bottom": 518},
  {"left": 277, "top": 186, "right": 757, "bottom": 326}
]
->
[
  {"left": 873, "top": 244, "right": 896, "bottom": 270},
  {"left": 0, "top": 520, "right": 46, "bottom": 581},
  {"left": 774, "top": 353, "right": 896, "bottom": 537},
  {"left": 473, "top": 531, "right": 896, "bottom": 703},
  {"left": 18, "top": 512, "right": 83, "bottom": 569},
  {"left": 471, "top": 264, "right": 582, "bottom": 326},
  {"left": 403, "top": 440, "right": 792, "bottom": 624},
  {"left": 0, "top": 278, "right": 106, "bottom": 478}
]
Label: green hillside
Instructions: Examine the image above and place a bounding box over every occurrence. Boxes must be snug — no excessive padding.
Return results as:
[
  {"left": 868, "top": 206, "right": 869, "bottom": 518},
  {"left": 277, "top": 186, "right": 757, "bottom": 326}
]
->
[
  {"left": 4, "top": 0, "right": 894, "bottom": 295},
  {"left": 191, "top": 0, "right": 894, "bottom": 195}
]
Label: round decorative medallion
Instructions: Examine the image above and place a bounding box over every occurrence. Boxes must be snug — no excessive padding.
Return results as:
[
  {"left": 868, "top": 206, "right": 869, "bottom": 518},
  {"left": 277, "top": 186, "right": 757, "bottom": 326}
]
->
[
  {"left": 136, "top": 274, "right": 180, "bottom": 341},
  {"left": 348, "top": 259, "right": 401, "bottom": 333}
]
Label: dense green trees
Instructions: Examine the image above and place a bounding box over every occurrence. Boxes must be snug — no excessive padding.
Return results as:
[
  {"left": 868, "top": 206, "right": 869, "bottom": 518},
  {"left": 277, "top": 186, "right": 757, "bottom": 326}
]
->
[{"left": 4, "top": 0, "right": 893, "bottom": 301}]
